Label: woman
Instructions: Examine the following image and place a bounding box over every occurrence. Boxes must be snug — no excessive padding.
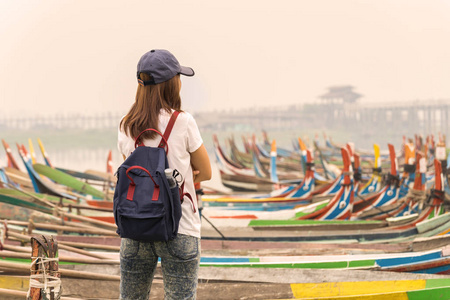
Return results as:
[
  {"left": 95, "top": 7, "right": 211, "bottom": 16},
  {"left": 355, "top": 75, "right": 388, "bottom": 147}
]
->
[{"left": 117, "top": 49, "right": 211, "bottom": 300}]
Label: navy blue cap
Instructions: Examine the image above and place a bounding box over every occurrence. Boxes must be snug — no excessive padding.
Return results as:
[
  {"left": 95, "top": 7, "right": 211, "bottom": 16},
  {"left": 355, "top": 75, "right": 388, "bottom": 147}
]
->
[{"left": 137, "top": 49, "right": 195, "bottom": 86}]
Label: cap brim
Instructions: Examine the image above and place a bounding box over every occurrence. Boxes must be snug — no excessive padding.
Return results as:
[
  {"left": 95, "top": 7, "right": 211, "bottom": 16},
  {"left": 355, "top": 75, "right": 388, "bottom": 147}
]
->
[{"left": 180, "top": 66, "right": 195, "bottom": 77}]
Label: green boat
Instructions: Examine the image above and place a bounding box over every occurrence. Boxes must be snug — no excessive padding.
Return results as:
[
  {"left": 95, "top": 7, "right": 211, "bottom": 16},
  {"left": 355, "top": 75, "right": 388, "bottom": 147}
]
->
[{"left": 33, "top": 163, "right": 106, "bottom": 199}]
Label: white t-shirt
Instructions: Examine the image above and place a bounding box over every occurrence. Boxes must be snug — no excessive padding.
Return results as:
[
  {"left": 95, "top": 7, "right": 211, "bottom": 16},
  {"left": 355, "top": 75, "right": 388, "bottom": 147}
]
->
[{"left": 117, "top": 109, "right": 203, "bottom": 238}]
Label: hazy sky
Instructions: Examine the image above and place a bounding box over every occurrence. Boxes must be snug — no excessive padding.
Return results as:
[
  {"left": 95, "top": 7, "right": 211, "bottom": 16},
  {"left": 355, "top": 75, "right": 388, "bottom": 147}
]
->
[{"left": 1, "top": 0, "right": 450, "bottom": 117}]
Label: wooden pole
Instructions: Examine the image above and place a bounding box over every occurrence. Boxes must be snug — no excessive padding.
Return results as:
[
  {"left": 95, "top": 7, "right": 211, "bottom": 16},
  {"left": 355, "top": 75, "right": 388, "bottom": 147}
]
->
[
  {"left": 6, "top": 219, "right": 117, "bottom": 236},
  {"left": 5, "top": 236, "right": 119, "bottom": 253},
  {"left": 57, "top": 244, "right": 113, "bottom": 260},
  {"left": 0, "top": 286, "right": 102, "bottom": 299},
  {"left": 28, "top": 236, "right": 42, "bottom": 299},
  {"left": 27, "top": 235, "right": 60, "bottom": 300},
  {"left": 8, "top": 231, "right": 113, "bottom": 260},
  {"left": 59, "top": 211, "right": 117, "bottom": 231},
  {"left": 28, "top": 211, "right": 107, "bottom": 230},
  {"left": 0, "top": 260, "right": 120, "bottom": 281},
  {"left": 0, "top": 250, "right": 119, "bottom": 265},
  {"left": 51, "top": 240, "right": 120, "bottom": 251}
]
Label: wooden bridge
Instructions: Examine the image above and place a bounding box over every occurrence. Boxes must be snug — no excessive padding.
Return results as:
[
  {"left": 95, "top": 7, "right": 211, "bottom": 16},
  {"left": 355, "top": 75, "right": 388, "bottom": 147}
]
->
[
  {"left": 195, "top": 100, "right": 450, "bottom": 134},
  {"left": 1, "top": 96, "right": 450, "bottom": 149}
]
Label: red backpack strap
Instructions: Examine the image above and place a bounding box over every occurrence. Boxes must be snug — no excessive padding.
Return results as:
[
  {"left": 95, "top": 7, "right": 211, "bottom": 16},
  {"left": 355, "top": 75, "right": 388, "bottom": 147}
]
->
[
  {"left": 158, "top": 111, "right": 180, "bottom": 148},
  {"left": 134, "top": 111, "right": 180, "bottom": 151},
  {"left": 179, "top": 181, "right": 196, "bottom": 213},
  {"left": 134, "top": 129, "right": 167, "bottom": 150}
]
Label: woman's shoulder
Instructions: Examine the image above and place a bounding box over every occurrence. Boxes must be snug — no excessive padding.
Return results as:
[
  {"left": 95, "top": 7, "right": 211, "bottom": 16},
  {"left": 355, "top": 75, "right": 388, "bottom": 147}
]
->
[{"left": 171, "top": 110, "right": 196, "bottom": 124}]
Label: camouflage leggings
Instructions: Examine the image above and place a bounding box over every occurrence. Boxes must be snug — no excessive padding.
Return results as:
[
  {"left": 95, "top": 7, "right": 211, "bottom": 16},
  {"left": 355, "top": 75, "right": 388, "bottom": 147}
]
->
[{"left": 120, "top": 234, "right": 200, "bottom": 300}]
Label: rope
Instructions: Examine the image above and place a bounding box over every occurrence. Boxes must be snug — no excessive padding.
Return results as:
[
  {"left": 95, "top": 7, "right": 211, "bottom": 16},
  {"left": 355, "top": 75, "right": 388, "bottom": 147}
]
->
[
  {"left": 27, "top": 256, "right": 62, "bottom": 299},
  {"left": 385, "top": 174, "right": 401, "bottom": 187},
  {"left": 355, "top": 193, "right": 396, "bottom": 218},
  {"left": 445, "top": 192, "right": 450, "bottom": 203},
  {"left": 405, "top": 189, "right": 432, "bottom": 203},
  {"left": 406, "top": 189, "right": 428, "bottom": 214},
  {"left": 406, "top": 189, "right": 427, "bottom": 203}
]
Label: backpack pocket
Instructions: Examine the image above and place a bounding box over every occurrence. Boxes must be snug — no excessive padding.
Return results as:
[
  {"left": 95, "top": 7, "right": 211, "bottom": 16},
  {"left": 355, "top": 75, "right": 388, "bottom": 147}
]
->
[
  {"left": 117, "top": 202, "right": 168, "bottom": 241},
  {"left": 125, "top": 166, "right": 160, "bottom": 203},
  {"left": 170, "top": 185, "right": 182, "bottom": 231}
]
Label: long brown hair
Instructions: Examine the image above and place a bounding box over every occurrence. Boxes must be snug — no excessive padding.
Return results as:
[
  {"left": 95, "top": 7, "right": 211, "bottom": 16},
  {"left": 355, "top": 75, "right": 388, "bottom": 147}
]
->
[{"left": 120, "top": 73, "right": 182, "bottom": 140}]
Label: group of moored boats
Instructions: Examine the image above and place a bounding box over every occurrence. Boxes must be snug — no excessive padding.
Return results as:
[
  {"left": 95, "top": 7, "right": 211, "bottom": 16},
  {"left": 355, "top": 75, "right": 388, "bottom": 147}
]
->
[{"left": 0, "top": 133, "right": 450, "bottom": 299}]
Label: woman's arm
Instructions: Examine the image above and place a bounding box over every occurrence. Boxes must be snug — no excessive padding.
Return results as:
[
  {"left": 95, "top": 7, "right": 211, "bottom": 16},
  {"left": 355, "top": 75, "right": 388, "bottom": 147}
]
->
[{"left": 190, "top": 144, "right": 212, "bottom": 183}]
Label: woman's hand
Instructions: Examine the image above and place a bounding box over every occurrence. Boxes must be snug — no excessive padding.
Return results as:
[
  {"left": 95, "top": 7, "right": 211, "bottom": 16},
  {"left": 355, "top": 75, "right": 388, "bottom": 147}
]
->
[{"left": 193, "top": 170, "right": 200, "bottom": 182}]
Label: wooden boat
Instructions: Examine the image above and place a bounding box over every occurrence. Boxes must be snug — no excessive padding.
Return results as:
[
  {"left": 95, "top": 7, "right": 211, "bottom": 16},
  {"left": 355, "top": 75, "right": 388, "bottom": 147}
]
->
[
  {"left": 1, "top": 140, "right": 20, "bottom": 170},
  {"left": 308, "top": 142, "right": 353, "bottom": 198},
  {"left": 4, "top": 214, "right": 450, "bottom": 275},
  {"left": 213, "top": 135, "right": 305, "bottom": 192},
  {"left": 250, "top": 140, "right": 270, "bottom": 179},
  {"left": 202, "top": 200, "right": 328, "bottom": 222},
  {"left": 55, "top": 167, "right": 115, "bottom": 202},
  {"left": 7, "top": 143, "right": 113, "bottom": 208},
  {"left": 197, "top": 247, "right": 450, "bottom": 274},
  {"left": 290, "top": 278, "right": 450, "bottom": 299},
  {"left": 229, "top": 135, "right": 302, "bottom": 172},
  {"left": 2, "top": 167, "right": 35, "bottom": 191},
  {"left": 16, "top": 144, "right": 78, "bottom": 200},
  {"left": 3, "top": 134, "right": 450, "bottom": 297},
  {"left": 217, "top": 171, "right": 275, "bottom": 193},
  {"left": 358, "top": 144, "right": 382, "bottom": 195},
  {"left": 382, "top": 256, "right": 450, "bottom": 275},
  {"left": 36, "top": 137, "right": 54, "bottom": 168},
  {"left": 245, "top": 163, "right": 445, "bottom": 226},
  {"left": 3, "top": 224, "right": 450, "bottom": 257},
  {"left": 352, "top": 144, "right": 403, "bottom": 217},
  {"left": 36, "top": 138, "right": 113, "bottom": 181},
  {"left": 358, "top": 153, "right": 440, "bottom": 221},
  {"left": 0, "top": 187, "right": 115, "bottom": 224},
  {"left": 398, "top": 140, "right": 417, "bottom": 198},
  {"left": 203, "top": 141, "right": 446, "bottom": 221},
  {"left": 260, "top": 130, "right": 299, "bottom": 158},
  {"left": 201, "top": 210, "right": 450, "bottom": 243},
  {"left": 33, "top": 163, "right": 107, "bottom": 199},
  {"left": 297, "top": 137, "right": 335, "bottom": 184},
  {"left": 106, "top": 149, "right": 114, "bottom": 174},
  {"left": 213, "top": 135, "right": 275, "bottom": 192},
  {"left": 357, "top": 150, "right": 422, "bottom": 220},
  {"left": 5, "top": 227, "right": 450, "bottom": 274},
  {"left": 202, "top": 148, "right": 316, "bottom": 210},
  {"left": 56, "top": 167, "right": 110, "bottom": 182},
  {"left": 2, "top": 265, "right": 447, "bottom": 300},
  {"left": 0, "top": 167, "right": 8, "bottom": 188},
  {"left": 295, "top": 147, "right": 354, "bottom": 220}
]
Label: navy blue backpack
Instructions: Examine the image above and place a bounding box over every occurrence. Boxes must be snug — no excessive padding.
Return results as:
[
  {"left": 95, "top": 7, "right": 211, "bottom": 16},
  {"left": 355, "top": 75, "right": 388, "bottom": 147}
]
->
[{"left": 113, "top": 111, "right": 183, "bottom": 241}]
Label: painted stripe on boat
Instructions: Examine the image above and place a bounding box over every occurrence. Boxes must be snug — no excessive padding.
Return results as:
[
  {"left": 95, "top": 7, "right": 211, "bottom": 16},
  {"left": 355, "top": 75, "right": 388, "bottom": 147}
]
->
[
  {"left": 407, "top": 286, "right": 450, "bottom": 300},
  {"left": 202, "top": 196, "right": 309, "bottom": 203},
  {"left": 0, "top": 275, "right": 30, "bottom": 291},
  {"left": 290, "top": 280, "right": 426, "bottom": 298},
  {"left": 376, "top": 251, "right": 442, "bottom": 268},
  {"left": 290, "top": 278, "right": 450, "bottom": 299},
  {"left": 248, "top": 219, "right": 382, "bottom": 226},
  {"left": 200, "top": 259, "right": 376, "bottom": 269},
  {"left": 411, "top": 264, "right": 450, "bottom": 274}
]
